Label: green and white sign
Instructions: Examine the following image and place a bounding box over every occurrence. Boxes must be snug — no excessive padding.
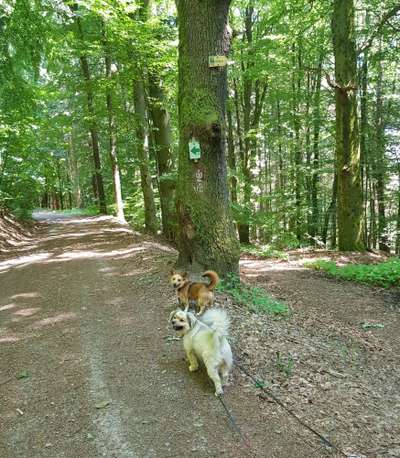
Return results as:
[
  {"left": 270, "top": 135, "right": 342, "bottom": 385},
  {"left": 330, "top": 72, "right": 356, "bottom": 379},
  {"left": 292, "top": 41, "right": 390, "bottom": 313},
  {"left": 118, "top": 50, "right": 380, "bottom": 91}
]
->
[{"left": 189, "top": 138, "right": 201, "bottom": 160}]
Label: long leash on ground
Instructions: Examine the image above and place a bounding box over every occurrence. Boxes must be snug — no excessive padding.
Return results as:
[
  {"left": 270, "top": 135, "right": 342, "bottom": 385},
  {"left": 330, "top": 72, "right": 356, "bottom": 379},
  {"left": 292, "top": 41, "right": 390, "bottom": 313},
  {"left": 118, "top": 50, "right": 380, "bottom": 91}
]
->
[
  {"left": 234, "top": 360, "right": 348, "bottom": 457},
  {"left": 216, "top": 393, "right": 251, "bottom": 449}
]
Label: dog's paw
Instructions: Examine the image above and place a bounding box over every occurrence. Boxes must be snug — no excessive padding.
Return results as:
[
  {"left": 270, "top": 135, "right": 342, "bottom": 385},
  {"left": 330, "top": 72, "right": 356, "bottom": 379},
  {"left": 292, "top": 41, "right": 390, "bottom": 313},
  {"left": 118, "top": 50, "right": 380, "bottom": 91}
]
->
[
  {"left": 189, "top": 364, "right": 199, "bottom": 372},
  {"left": 214, "top": 387, "right": 223, "bottom": 396}
]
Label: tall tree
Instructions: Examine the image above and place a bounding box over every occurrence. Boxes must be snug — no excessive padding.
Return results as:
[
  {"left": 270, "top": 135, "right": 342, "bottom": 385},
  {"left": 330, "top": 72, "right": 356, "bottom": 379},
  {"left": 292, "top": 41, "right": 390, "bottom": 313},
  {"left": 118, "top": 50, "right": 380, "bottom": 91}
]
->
[
  {"left": 102, "top": 23, "right": 126, "bottom": 224},
  {"left": 132, "top": 0, "right": 158, "bottom": 233},
  {"left": 149, "top": 75, "right": 176, "bottom": 240},
  {"left": 175, "top": 0, "right": 239, "bottom": 274},
  {"left": 331, "top": 0, "right": 364, "bottom": 250},
  {"left": 73, "top": 9, "right": 107, "bottom": 214}
]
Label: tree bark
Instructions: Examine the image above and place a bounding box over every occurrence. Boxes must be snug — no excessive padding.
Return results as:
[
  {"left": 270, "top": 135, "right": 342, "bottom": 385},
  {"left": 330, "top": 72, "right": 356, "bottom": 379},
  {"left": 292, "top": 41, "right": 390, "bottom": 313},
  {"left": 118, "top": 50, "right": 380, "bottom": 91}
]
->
[
  {"left": 133, "top": 78, "right": 158, "bottom": 234},
  {"left": 226, "top": 104, "right": 238, "bottom": 204},
  {"left": 311, "top": 56, "right": 323, "bottom": 241},
  {"left": 373, "top": 53, "right": 389, "bottom": 252},
  {"left": 132, "top": 0, "right": 158, "bottom": 234},
  {"left": 103, "top": 25, "right": 126, "bottom": 224},
  {"left": 175, "top": 0, "right": 239, "bottom": 274},
  {"left": 74, "top": 15, "right": 107, "bottom": 214},
  {"left": 148, "top": 75, "right": 176, "bottom": 240},
  {"left": 332, "top": 0, "right": 364, "bottom": 250}
]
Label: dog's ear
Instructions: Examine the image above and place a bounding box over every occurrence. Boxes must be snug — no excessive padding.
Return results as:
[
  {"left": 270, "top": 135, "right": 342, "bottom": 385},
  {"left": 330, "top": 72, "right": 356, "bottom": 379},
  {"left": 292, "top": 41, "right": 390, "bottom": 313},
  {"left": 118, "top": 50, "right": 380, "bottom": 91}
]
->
[
  {"left": 187, "top": 312, "right": 196, "bottom": 329},
  {"left": 182, "top": 271, "right": 188, "bottom": 278},
  {"left": 168, "top": 310, "right": 176, "bottom": 322},
  {"left": 169, "top": 269, "right": 175, "bottom": 276}
]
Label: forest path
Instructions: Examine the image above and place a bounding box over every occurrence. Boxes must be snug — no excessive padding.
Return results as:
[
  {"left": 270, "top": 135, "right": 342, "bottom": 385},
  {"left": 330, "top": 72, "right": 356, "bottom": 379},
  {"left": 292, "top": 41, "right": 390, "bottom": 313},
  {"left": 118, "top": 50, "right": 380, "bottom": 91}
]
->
[{"left": 1, "top": 213, "right": 323, "bottom": 458}]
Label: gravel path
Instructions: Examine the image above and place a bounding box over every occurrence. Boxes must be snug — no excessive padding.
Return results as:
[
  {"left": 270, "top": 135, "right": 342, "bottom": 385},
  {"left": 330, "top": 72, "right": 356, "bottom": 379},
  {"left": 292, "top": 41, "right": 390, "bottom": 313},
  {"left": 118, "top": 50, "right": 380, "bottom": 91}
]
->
[{"left": 1, "top": 213, "right": 316, "bottom": 458}]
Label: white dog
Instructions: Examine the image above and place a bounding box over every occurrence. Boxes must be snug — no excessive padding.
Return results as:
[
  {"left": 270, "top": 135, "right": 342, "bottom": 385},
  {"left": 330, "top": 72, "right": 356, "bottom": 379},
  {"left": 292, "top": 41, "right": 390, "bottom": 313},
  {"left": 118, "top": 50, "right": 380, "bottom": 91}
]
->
[{"left": 169, "top": 308, "right": 232, "bottom": 395}]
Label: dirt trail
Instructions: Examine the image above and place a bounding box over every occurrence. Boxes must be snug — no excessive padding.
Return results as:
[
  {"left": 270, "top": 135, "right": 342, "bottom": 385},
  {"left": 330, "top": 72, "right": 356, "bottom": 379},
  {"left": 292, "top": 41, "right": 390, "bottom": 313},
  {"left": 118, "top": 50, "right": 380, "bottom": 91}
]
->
[{"left": 1, "top": 213, "right": 319, "bottom": 458}]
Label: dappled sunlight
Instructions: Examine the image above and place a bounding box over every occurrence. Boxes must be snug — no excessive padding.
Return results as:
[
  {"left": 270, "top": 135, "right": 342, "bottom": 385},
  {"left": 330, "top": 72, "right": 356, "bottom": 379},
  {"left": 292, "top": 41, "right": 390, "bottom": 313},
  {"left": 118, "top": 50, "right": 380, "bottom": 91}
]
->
[
  {"left": 0, "top": 334, "right": 20, "bottom": 343},
  {"left": 33, "top": 312, "right": 77, "bottom": 329},
  {"left": 142, "top": 241, "right": 176, "bottom": 253},
  {"left": 54, "top": 244, "right": 147, "bottom": 261},
  {"left": 0, "top": 303, "right": 16, "bottom": 311},
  {"left": 10, "top": 292, "right": 40, "bottom": 299},
  {"left": 0, "top": 252, "right": 51, "bottom": 273},
  {"left": 240, "top": 259, "right": 307, "bottom": 274},
  {"left": 14, "top": 307, "right": 41, "bottom": 317},
  {"left": 98, "top": 266, "right": 116, "bottom": 273}
]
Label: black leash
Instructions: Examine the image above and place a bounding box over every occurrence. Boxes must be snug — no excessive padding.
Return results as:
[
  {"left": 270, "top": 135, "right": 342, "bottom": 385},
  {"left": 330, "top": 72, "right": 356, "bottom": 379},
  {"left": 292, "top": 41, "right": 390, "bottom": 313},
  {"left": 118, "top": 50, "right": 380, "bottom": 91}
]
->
[
  {"left": 216, "top": 393, "right": 251, "bottom": 449},
  {"left": 234, "top": 361, "right": 348, "bottom": 457}
]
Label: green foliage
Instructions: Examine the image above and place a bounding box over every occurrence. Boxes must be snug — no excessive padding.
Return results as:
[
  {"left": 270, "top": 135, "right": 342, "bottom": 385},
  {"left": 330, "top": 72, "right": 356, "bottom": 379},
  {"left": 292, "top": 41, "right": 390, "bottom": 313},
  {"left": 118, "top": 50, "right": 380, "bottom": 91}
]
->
[
  {"left": 123, "top": 190, "right": 145, "bottom": 229},
  {"left": 275, "top": 351, "right": 294, "bottom": 378},
  {"left": 216, "top": 273, "right": 288, "bottom": 315},
  {"left": 53, "top": 207, "right": 99, "bottom": 217},
  {"left": 306, "top": 258, "right": 400, "bottom": 287},
  {"left": 241, "top": 244, "right": 288, "bottom": 260}
]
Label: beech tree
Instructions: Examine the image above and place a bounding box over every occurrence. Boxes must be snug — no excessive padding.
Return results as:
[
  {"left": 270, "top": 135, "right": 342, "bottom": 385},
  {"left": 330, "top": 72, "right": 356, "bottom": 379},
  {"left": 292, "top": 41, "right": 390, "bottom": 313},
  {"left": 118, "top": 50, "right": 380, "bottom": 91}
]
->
[{"left": 175, "top": 0, "right": 239, "bottom": 273}]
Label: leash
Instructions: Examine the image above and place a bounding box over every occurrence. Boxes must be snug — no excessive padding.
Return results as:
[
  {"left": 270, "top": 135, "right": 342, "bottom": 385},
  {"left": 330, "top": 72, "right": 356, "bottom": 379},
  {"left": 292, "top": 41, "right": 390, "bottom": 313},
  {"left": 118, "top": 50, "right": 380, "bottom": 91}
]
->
[
  {"left": 216, "top": 393, "right": 251, "bottom": 449},
  {"left": 234, "top": 361, "right": 348, "bottom": 457}
]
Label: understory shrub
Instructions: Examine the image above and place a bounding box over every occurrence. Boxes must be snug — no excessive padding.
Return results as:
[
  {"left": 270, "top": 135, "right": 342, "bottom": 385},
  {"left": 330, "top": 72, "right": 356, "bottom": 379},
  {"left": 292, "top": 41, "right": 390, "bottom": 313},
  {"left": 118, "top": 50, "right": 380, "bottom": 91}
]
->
[
  {"left": 306, "top": 258, "right": 400, "bottom": 288},
  {"left": 217, "top": 273, "right": 288, "bottom": 315}
]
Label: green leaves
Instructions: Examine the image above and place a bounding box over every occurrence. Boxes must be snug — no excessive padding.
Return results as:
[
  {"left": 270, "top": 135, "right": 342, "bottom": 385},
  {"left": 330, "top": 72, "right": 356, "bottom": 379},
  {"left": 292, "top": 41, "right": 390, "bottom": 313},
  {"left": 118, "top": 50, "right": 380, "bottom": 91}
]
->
[
  {"left": 306, "top": 258, "right": 400, "bottom": 288},
  {"left": 216, "top": 273, "right": 288, "bottom": 315}
]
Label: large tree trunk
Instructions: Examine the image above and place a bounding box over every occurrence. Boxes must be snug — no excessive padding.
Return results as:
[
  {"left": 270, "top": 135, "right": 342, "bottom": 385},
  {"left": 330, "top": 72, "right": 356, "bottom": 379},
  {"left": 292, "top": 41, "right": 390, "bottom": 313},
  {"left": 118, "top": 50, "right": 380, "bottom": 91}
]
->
[
  {"left": 103, "top": 26, "right": 126, "bottom": 224},
  {"left": 74, "top": 15, "right": 107, "bottom": 214},
  {"left": 332, "top": 0, "right": 364, "bottom": 250},
  {"left": 148, "top": 75, "right": 176, "bottom": 240},
  {"left": 175, "top": 0, "right": 239, "bottom": 274}
]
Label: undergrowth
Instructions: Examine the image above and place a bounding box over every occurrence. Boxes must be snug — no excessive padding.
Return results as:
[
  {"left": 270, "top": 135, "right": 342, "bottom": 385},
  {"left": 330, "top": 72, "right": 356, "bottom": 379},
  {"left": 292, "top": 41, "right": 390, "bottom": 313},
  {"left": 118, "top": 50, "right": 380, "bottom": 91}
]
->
[
  {"left": 241, "top": 244, "right": 288, "bottom": 260},
  {"left": 216, "top": 273, "right": 288, "bottom": 315},
  {"left": 305, "top": 258, "right": 400, "bottom": 288},
  {"left": 51, "top": 207, "right": 100, "bottom": 217}
]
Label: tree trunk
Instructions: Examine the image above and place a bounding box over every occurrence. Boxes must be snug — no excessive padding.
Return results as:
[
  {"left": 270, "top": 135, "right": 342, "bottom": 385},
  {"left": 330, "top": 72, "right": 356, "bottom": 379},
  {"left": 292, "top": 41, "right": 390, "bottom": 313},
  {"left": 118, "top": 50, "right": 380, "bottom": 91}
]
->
[
  {"left": 148, "top": 75, "right": 176, "bottom": 240},
  {"left": 133, "top": 78, "right": 158, "bottom": 233},
  {"left": 322, "top": 173, "right": 337, "bottom": 247},
  {"left": 332, "top": 0, "right": 364, "bottom": 250},
  {"left": 311, "top": 56, "right": 323, "bottom": 241},
  {"left": 373, "top": 54, "right": 389, "bottom": 252},
  {"left": 359, "top": 46, "right": 369, "bottom": 247},
  {"left": 74, "top": 15, "right": 107, "bottom": 214},
  {"left": 175, "top": 0, "right": 239, "bottom": 274},
  {"left": 292, "top": 42, "right": 302, "bottom": 243},
  {"left": 67, "top": 130, "right": 81, "bottom": 208},
  {"left": 103, "top": 26, "right": 126, "bottom": 224},
  {"left": 226, "top": 104, "right": 238, "bottom": 204},
  {"left": 131, "top": 0, "right": 158, "bottom": 234},
  {"left": 396, "top": 163, "right": 400, "bottom": 255}
]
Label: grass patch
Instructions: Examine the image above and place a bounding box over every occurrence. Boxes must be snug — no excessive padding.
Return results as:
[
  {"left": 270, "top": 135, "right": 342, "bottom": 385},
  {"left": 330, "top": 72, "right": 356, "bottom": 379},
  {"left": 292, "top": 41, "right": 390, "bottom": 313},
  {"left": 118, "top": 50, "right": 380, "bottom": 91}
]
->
[
  {"left": 305, "top": 258, "right": 400, "bottom": 288},
  {"left": 216, "top": 273, "right": 288, "bottom": 315},
  {"left": 241, "top": 244, "right": 288, "bottom": 260}
]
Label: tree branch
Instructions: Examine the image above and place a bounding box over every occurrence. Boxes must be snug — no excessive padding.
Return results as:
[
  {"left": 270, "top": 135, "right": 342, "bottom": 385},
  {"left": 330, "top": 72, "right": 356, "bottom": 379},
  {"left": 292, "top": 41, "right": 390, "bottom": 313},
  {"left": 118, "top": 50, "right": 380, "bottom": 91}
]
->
[{"left": 357, "top": 4, "right": 400, "bottom": 55}]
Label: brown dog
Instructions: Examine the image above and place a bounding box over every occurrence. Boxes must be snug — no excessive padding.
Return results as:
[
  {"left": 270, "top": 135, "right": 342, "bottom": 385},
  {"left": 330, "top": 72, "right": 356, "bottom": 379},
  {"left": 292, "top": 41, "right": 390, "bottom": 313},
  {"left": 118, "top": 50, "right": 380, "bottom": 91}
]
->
[{"left": 169, "top": 270, "right": 219, "bottom": 315}]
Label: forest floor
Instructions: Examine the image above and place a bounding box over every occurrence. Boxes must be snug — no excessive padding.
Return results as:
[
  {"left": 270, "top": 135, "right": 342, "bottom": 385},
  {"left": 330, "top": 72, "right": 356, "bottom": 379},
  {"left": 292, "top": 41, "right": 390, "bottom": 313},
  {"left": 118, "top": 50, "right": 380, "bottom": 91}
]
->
[{"left": 0, "top": 213, "right": 399, "bottom": 458}]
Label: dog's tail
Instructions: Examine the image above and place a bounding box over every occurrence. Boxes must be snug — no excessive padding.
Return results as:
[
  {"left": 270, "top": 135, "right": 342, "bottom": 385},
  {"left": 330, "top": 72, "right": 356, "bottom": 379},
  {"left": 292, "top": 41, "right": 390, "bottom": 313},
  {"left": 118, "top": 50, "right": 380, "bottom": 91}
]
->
[
  {"left": 200, "top": 308, "right": 229, "bottom": 337},
  {"left": 202, "top": 270, "right": 219, "bottom": 290}
]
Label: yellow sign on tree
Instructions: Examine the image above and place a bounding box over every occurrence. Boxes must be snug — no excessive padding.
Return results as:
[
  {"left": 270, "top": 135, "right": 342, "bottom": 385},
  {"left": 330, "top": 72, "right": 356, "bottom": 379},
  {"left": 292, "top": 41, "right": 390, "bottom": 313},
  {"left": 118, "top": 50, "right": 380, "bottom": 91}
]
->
[{"left": 208, "top": 55, "right": 228, "bottom": 68}]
